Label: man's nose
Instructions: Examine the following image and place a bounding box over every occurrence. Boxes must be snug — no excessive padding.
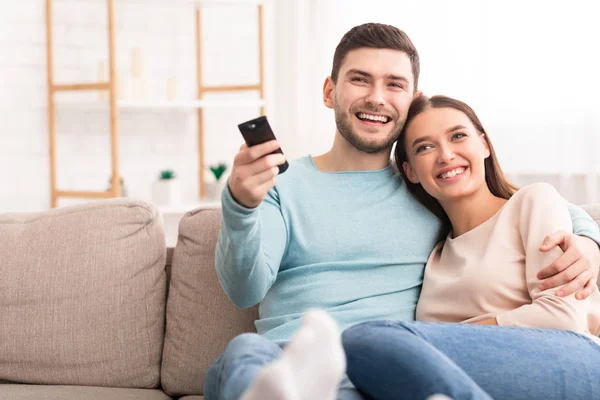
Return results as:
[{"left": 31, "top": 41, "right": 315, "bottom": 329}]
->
[{"left": 365, "top": 85, "right": 386, "bottom": 107}]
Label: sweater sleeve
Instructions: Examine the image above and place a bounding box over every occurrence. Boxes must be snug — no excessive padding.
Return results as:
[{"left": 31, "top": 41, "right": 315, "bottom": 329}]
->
[
  {"left": 566, "top": 202, "right": 600, "bottom": 247},
  {"left": 496, "top": 183, "right": 590, "bottom": 333},
  {"left": 214, "top": 181, "right": 288, "bottom": 309}
]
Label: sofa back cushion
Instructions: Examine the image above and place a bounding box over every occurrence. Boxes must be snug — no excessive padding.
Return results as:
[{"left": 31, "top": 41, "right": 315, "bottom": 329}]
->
[
  {"left": 582, "top": 204, "right": 600, "bottom": 228},
  {"left": 161, "top": 208, "right": 258, "bottom": 397},
  {"left": 0, "top": 199, "right": 167, "bottom": 388}
]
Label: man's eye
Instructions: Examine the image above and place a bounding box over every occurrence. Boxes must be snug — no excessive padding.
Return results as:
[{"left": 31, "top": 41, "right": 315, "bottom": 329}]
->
[
  {"left": 390, "top": 83, "right": 405, "bottom": 89},
  {"left": 351, "top": 77, "right": 367, "bottom": 83}
]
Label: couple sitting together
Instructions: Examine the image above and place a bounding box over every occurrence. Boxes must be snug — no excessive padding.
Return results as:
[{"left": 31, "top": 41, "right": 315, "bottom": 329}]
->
[{"left": 203, "top": 23, "right": 600, "bottom": 400}]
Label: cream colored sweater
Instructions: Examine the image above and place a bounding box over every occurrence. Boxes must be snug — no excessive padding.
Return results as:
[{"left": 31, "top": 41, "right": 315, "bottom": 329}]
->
[{"left": 417, "top": 183, "right": 600, "bottom": 345}]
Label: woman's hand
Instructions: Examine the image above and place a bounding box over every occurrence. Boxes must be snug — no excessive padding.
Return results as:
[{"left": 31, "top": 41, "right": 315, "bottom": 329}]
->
[{"left": 536, "top": 230, "right": 600, "bottom": 300}]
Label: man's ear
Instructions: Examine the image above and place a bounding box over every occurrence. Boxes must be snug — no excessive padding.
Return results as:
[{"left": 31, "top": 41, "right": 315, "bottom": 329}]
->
[
  {"left": 414, "top": 90, "right": 423, "bottom": 99},
  {"left": 481, "top": 134, "right": 491, "bottom": 159},
  {"left": 403, "top": 161, "right": 420, "bottom": 184},
  {"left": 323, "top": 77, "right": 335, "bottom": 109}
]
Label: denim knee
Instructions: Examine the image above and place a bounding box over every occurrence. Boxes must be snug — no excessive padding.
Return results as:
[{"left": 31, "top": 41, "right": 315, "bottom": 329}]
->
[
  {"left": 220, "top": 332, "right": 282, "bottom": 363},
  {"left": 224, "top": 333, "right": 264, "bottom": 354},
  {"left": 342, "top": 320, "right": 422, "bottom": 352},
  {"left": 204, "top": 333, "right": 282, "bottom": 400}
]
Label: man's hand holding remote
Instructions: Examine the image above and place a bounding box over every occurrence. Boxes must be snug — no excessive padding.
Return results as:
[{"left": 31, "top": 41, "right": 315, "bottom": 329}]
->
[{"left": 227, "top": 140, "right": 287, "bottom": 208}]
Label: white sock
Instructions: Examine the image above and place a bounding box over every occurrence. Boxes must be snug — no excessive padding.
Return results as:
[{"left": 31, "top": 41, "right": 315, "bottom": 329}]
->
[
  {"left": 241, "top": 309, "right": 346, "bottom": 400},
  {"left": 240, "top": 359, "right": 302, "bottom": 400}
]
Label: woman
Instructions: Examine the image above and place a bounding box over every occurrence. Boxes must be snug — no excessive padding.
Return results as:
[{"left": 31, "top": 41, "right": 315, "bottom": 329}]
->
[{"left": 342, "top": 95, "right": 600, "bottom": 400}]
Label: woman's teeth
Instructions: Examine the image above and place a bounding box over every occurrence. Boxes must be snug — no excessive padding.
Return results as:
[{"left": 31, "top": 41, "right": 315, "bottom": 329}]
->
[
  {"left": 439, "top": 167, "right": 466, "bottom": 179},
  {"left": 357, "top": 112, "right": 390, "bottom": 123}
]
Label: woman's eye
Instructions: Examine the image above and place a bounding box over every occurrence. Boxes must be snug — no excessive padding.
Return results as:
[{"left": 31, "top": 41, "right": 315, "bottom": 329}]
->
[
  {"left": 452, "top": 133, "right": 467, "bottom": 140},
  {"left": 416, "top": 144, "right": 432, "bottom": 153}
]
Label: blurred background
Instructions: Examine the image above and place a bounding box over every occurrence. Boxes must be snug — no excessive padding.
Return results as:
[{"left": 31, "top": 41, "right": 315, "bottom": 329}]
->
[{"left": 1, "top": 0, "right": 598, "bottom": 221}]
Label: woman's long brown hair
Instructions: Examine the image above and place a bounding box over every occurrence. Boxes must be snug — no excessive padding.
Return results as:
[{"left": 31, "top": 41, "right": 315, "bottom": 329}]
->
[{"left": 395, "top": 95, "right": 519, "bottom": 227}]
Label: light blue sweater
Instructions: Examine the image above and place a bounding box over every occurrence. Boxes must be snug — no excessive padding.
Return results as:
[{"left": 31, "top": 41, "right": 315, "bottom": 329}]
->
[{"left": 216, "top": 156, "right": 600, "bottom": 342}]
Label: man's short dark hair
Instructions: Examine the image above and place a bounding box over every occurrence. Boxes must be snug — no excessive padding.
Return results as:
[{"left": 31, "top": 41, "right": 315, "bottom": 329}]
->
[{"left": 331, "top": 23, "right": 420, "bottom": 92}]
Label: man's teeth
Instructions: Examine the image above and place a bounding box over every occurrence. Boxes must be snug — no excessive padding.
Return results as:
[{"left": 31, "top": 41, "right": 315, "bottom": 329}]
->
[
  {"left": 357, "top": 112, "right": 389, "bottom": 123},
  {"left": 440, "top": 168, "right": 466, "bottom": 179}
]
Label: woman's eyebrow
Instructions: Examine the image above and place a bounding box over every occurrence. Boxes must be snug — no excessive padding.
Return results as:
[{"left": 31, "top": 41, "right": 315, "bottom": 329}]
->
[
  {"left": 446, "top": 124, "right": 468, "bottom": 133},
  {"left": 412, "top": 136, "right": 433, "bottom": 148}
]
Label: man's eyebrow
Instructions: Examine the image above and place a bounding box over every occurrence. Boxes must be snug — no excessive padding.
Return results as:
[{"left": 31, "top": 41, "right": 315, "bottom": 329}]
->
[
  {"left": 346, "top": 69, "right": 410, "bottom": 84},
  {"left": 386, "top": 74, "right": 409, "bottom": 83},
  {"left": 346, "top": 69, "right": 372, "bottom": 78}
]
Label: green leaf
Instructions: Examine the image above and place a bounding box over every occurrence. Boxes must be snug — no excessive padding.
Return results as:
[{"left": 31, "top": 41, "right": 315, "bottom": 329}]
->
[
  {"left": 208, "top": 162, "right": 228, "bottom": 180},
  {"left": 159, "top": 169, "right": 176, "bottom": 180}
]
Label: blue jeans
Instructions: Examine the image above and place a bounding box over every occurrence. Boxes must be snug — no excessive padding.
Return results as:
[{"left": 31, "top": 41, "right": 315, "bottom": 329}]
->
[
  {"left": 342, "top": 321, "right": 600, "bottom": 400},
  {"left": 204, "top": 333, "right": 365, "bottom": 400}
]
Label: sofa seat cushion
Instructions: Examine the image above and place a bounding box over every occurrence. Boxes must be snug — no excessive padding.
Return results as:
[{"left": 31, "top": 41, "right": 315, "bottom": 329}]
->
[
  {"left": 0, "top": 385, "right": 173, "bottom": 400},
  {"left": 0, "top": 199, "right": 167, "bottom": 388}
]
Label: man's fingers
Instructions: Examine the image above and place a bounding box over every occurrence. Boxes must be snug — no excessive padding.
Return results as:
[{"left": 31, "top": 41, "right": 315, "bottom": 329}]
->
[
  {"left": 235, "top": 140, "right": 280, "bottom": 165},
  {"left": 241, "top": 168, "right": 279, "bottom": 201},
  {"left": 246, "top": 167, "right": 279, "bottom": 187},
  {"left": 556, "top": 270, "right": 593, "bottom": 298},
  {"left": 539, "top": 260, "right": 587, "bottom": 292},
  {"left": 239, "top": 154, "right": 286, "bottom": 179},
  {"left": 539, "top": 230, "right": 569, "bottom": 252},
  {"left": 575, "top": 278, "right": 597, "bottom": 300},
  {"left": 239, "top": 143, "right": 248, "bottom": 151},
  {"left": 537, "top": 249, "right": 579, "bottom": 280}
]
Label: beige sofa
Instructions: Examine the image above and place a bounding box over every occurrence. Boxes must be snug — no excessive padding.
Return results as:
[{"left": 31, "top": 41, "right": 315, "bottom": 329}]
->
[
  {"left": 0, "top": 199, "right": 599, "bottom": 399},
  {"left": 0, "top": 199, "right": 257, "bottom": 399}
]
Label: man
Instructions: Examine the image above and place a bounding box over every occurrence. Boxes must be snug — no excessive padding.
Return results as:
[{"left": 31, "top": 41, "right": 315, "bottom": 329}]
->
[{"left": 204, "top": 23, "right": 600, "bottom": 400}]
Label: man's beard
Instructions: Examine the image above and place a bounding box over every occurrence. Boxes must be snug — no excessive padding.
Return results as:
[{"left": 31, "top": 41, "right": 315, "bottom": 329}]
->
[{"left": 334, "top": 104, "right": 405, "bottom": 154}]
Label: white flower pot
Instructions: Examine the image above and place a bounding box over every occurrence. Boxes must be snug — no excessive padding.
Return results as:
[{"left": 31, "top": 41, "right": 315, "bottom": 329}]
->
[{"left": 152, "top": 179, "right": 181, "bottom": 206}]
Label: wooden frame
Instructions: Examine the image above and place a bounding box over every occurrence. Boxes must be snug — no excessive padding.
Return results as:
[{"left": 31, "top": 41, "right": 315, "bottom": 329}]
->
[
  {"left": 45, "top": 0, "right": 120, "bottom": 208},
  {"left": 45, "top": 0, "right": 265, "bottom": 206},
  {"left": 195, "top": 1, "right": 265, "bottom": 198}
]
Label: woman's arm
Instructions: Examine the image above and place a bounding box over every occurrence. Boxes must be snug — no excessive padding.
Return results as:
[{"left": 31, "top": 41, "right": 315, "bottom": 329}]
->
[{"left": 495, "top": 183, "right": 590, "bottom": 333}]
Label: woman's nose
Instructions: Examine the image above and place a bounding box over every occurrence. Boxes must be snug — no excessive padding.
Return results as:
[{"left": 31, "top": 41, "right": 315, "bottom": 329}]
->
[{"left": 437, "top": 145, "right": 456, "bottom": 164}]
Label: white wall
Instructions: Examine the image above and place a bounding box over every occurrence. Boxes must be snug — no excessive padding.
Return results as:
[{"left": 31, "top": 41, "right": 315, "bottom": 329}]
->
[
  {"left": 2, "top": 0, "right": 599, "bottom": 213},
  {"left": 0, "top": 0, "right": 277, "bottom": 212},
  {"left": 279, "top": 0, "right": 600, "bottom": 203}
]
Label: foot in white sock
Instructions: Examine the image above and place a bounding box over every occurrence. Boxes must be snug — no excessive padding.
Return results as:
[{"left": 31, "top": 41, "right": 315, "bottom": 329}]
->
[
  {"left": 241, "top": 310, "right": 346, "bottom": 400},
  {"left": 240, "top": 359, "right": 302, "bottom": 400}
]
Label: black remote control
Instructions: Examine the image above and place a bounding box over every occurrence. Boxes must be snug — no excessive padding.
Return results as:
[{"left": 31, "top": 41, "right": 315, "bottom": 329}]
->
[{"left": 238, "top": 116, "right": 289, "bottom": 174}]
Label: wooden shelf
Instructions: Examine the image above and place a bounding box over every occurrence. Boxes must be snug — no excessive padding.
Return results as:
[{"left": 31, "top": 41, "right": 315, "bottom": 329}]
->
[
  {"left": 196, "top": 0, "right": 264, "bottom": 7},
  {"left": 52, "top": 82, "right": 111, "bottom": 92},
  {"left": 46, "top": 0, "right": 265, "bottom": 206},
  {"left": 55, "top": 98, "right": 265, "bottom": 111},
  {"left": 56, "top": 190, "right": 114, "bottom": 199}
]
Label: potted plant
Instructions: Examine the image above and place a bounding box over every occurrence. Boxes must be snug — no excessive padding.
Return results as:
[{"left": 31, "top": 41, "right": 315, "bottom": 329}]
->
[
  {"left": 205, "top": 162, "right": 228, "bottom": 201},
  {"left": 152, "top": 169, "right": 181, "bottom": 206}
]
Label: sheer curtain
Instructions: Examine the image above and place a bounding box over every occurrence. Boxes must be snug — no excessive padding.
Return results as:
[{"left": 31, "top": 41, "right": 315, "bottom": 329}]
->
[{"left": 271, "top": 0, "right": 599, "bottom": 203}]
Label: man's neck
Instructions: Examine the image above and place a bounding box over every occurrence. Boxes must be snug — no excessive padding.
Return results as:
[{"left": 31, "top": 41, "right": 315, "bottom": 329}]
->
[{"left": 312, "top": 135, "right": 393, "bottom": 172}]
